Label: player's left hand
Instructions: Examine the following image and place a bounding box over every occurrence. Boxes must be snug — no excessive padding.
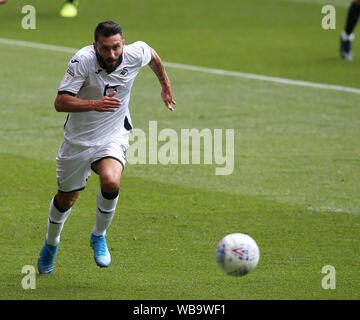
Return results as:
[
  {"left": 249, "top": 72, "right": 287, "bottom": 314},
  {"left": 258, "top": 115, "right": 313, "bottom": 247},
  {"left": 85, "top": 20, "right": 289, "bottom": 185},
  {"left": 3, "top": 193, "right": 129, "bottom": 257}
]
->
[{"left": 161, "top": 87, "right": 176, "bottom": 111}]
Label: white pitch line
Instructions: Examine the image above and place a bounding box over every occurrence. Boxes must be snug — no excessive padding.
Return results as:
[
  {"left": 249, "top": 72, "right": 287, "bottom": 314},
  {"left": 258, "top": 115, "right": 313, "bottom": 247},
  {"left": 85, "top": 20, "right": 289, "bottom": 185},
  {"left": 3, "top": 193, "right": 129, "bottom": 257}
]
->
[
  {"left": 1, "top": 37, "right": 360, "bottom": 95},
  {"left": 163, "top": 62, "right": 360, "bottom": 94},
  {"left": 307, "top": 206, "right": 355, "bottom": 215},
  {"left": 0, "top": 37, "right": 77, "bottom": 54}
]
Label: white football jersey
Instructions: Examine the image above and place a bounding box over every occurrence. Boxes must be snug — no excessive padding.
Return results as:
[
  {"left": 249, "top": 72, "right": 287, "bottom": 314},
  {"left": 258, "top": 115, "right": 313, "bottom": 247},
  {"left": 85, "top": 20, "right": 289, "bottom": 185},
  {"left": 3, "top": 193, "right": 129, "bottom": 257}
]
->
[{"left": 58, "top": 41, "right": 152, "bottom": 146}]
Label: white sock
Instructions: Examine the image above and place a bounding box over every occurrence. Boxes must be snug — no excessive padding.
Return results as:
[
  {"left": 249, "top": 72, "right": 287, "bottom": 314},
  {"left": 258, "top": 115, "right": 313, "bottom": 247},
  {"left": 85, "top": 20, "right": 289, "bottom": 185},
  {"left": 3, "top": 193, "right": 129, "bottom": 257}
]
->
[
  {"left": 92, "top": 190, "right": 118, "bottom": 236},
  {"left": 342, "top": 31, "right": 355, "bottom": 41},
  {"left": 45, "top": 197, "right": 71, "bottom": 246}
]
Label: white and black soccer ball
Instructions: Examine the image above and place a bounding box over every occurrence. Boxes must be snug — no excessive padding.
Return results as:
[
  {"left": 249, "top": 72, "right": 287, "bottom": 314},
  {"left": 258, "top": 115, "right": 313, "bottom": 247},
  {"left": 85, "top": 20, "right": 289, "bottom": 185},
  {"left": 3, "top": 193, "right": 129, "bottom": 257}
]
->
[{"left": 216, "top": 233, "right": 260, "bottom": 276}]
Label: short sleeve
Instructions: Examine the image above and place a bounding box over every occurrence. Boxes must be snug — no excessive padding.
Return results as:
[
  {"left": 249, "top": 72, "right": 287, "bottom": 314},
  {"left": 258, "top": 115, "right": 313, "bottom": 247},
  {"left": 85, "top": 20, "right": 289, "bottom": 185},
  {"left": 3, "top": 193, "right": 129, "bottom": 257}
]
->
[
  {"left": 133, "top": 41, "right": 152, "bottom": 67},
  {"left": 58, "top": 55, "right": 88, "bottom": 95}
]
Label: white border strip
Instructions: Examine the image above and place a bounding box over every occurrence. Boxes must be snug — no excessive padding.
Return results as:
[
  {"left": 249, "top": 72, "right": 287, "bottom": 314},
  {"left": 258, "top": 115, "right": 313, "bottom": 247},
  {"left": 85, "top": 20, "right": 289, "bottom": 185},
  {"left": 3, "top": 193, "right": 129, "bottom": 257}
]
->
[{"left": 1, "top": 37, "right": 359, "bottom": 94}]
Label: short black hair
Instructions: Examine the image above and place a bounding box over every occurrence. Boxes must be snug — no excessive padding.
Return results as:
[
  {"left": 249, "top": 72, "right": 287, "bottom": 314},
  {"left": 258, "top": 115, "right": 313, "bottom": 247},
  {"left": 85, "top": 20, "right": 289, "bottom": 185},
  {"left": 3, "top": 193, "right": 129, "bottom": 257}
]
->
[{"left": 94, "top": 21, "right": 123, "bottom": 41}]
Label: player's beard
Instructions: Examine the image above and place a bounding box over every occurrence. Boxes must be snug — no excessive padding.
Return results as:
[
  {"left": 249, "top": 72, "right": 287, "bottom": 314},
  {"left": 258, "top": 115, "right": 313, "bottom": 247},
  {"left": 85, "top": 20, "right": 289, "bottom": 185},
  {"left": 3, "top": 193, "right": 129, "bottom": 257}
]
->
[{"left": 96, "top": 51, "right": 123, "bottom": 73}]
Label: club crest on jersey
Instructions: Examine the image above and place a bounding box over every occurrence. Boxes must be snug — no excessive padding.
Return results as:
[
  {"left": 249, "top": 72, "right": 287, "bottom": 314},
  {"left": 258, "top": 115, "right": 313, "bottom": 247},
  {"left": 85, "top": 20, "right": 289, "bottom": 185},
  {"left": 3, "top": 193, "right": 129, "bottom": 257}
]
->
[{"left": 120, "top": 67, "right": 128, "bottom": 76}]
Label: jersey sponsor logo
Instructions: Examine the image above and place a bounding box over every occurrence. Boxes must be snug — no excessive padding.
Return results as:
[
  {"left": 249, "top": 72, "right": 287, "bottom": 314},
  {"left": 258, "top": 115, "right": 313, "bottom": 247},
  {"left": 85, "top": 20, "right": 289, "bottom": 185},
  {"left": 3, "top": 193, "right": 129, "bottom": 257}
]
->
[{"left": 103, "top": 83, "right": 121, "bottom": 96}]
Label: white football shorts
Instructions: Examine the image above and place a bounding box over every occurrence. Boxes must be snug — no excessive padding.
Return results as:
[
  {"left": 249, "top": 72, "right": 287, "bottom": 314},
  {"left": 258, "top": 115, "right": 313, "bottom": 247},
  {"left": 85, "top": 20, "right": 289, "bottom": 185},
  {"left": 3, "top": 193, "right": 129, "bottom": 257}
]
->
[{"left": 56, "top": 135, "right": 129, "bottom": 193}]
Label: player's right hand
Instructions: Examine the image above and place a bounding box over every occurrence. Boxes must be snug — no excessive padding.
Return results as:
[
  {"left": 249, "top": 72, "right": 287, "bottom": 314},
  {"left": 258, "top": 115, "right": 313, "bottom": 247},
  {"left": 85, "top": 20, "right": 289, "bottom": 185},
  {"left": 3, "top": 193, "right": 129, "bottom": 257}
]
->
[{"left": 93, "top": 91, "right": 122, "bottom": 112}]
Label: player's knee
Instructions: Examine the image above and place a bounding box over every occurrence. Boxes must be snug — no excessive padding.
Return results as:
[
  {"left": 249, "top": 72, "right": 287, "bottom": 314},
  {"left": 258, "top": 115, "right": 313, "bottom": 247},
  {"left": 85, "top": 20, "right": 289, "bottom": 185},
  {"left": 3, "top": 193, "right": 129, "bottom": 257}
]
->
[
  {"left": 55, "top": 192, "right": 79, "bottom": 211},
  {"left": 100, "top": 169, "right": 121, "bottom": 193},
  {"left": 101, "top": 176, "right": 120, "bottom": 193}
]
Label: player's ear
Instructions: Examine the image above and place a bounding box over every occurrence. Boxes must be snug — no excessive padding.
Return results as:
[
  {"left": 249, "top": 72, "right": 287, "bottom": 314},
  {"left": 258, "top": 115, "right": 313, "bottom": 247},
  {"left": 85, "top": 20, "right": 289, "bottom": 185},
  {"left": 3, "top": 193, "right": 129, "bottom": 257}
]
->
[{"left": 93, "top": 42, "right": 97, "bottom": 51}]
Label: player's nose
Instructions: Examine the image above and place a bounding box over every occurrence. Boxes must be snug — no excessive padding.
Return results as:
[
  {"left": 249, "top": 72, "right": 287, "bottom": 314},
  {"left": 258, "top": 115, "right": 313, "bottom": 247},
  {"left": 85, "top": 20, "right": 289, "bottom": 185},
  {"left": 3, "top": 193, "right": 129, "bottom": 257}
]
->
[{"left": 109, "top": 49, "right": 116, "bottom": 59}]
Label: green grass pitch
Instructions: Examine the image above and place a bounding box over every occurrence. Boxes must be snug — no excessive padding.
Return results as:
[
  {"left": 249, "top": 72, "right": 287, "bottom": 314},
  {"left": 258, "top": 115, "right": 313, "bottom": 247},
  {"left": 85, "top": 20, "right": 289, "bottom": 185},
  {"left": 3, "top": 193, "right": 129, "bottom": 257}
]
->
[{"left": 0, "top": 0, "right": 359, "bottom": 300}]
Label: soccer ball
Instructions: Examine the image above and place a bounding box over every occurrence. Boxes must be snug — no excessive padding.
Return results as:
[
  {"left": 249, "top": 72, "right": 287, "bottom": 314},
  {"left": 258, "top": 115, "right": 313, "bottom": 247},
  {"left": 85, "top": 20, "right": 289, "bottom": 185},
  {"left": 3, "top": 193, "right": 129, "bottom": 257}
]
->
[{"left": 216, "top": 233, "right": 260, "bottom": 276}]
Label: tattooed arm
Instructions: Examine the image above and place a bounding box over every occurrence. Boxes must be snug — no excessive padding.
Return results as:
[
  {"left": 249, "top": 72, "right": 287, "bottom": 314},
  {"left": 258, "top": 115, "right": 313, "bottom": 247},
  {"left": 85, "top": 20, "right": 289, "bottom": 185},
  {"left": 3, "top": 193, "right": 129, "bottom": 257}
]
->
[{"left": 148, "top": 48, "right": 176, "bottom": 111}]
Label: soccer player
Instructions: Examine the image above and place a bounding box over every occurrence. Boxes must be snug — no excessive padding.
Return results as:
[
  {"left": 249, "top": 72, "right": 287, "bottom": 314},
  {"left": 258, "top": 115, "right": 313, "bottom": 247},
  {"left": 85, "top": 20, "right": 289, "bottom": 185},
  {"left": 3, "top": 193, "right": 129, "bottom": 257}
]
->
[
  {"left": 60, "top": 0, "right": 78, "bottom": 18},
  {"left": 340, "top": 0, "right": 360, "bottom": 60},
  {"left": 37, "top": 21, "right": 176, "bottom": 274}
]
